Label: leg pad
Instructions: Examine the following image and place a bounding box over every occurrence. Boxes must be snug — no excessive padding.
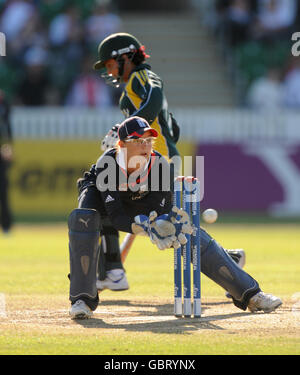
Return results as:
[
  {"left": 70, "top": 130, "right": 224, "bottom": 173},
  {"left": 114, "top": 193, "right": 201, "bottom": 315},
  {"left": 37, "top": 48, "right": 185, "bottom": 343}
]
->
[
  {"left": 200, "top": 228, "right": 260, "bottom": 310},
  {"left": 68, "top": 209, "right": 100, "bottom": 307}
]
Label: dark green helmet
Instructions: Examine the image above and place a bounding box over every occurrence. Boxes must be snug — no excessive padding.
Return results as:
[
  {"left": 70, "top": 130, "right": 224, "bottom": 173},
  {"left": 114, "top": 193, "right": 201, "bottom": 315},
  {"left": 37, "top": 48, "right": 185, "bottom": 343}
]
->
[{"left": 93, "top": 33, "right": 142, "bottom": 70}]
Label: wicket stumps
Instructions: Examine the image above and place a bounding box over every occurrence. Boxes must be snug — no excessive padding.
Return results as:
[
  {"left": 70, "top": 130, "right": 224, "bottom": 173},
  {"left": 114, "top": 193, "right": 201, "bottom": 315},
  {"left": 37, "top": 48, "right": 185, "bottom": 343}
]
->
[{"left": 174, "top": 176, "right": 201, "bottom": 318}]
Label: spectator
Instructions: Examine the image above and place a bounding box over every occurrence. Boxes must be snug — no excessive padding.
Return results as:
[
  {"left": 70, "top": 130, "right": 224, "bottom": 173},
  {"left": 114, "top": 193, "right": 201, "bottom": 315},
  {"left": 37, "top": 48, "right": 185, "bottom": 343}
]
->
[
  {"left": 282, "top": 57, "right": 300, "bottom": 108},
  {"left": 251, "top": 0, "right": 297, "bottom": 41},
  {"left": 65, "top": 54, "right": 113, "bottom": 107},
  {"left": 246, "top": 66, "right": 283, "bottom": 110},
  {"left": 0, "top": 0, "right": 40, "bottom": 64},
  {"left": 16, "top": 46, "right": 51, "bottom": 106},
  {"left": 48, "top": 4, "right": 83, "bottom": 48},
  {"left": 85, "top": 0, "right": 122, "bottom": 51},
  {"left": 48, "top": 4, "right": 85, "bottom": 103},
  {"left": 216, "top": 0, "right": 253, "bottom": 47},
  {"left": 0, "top": 0, "right": 36, "bottom": 42}
]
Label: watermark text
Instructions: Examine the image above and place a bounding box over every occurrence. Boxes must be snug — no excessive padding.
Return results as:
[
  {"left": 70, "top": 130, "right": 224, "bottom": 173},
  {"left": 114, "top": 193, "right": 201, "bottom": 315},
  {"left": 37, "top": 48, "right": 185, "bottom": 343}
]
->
[
  {"left": 0, "top": 32, "right": 6, "bottom": 56},
  {"left": 291, "top": 32, "right": 300, "bottom": 57}
]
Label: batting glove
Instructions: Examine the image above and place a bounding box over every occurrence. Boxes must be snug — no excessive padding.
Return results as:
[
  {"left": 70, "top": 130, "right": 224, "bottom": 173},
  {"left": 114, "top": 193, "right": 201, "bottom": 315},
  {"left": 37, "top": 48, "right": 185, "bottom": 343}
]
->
[{"left": 101, "top": 124, "right": 120, "bottom": 151}]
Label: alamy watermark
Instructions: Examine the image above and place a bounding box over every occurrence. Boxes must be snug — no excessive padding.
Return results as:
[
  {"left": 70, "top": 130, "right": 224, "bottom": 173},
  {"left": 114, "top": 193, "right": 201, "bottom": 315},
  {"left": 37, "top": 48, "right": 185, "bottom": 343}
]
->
[
  {"left": 291, "top": 32, "right": 300, "bottom": 57},
  {"left": 95, "top": 153, "right": 205, "bottom": 202},
  {"left": 0, "top": 32, "right": 6, "bottom": 56}
]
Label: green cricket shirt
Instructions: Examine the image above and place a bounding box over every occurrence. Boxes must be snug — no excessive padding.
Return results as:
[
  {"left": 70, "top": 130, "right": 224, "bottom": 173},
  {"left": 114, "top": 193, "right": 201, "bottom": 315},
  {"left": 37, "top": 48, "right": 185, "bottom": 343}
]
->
[{"left": 119, "top": 63, "right": 180, "bottom": 160}]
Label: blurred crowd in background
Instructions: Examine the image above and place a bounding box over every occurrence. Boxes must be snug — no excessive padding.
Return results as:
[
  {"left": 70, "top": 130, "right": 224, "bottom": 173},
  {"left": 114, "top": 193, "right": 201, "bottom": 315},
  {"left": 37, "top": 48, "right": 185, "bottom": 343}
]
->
[
  {"left": 1, "top": 0, "right": 300, "bottom": 109},
  {"left": 206, "top": 0, "right": 300, "bottom": 109},
  {"left": 0, "top": 0, "right": 122, "bottom": 107}
]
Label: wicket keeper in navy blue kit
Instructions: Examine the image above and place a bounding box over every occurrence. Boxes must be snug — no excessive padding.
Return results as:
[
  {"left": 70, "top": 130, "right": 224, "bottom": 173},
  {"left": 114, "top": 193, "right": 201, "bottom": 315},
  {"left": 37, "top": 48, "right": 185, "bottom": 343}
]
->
[
  {"left": 68, "top": 116, "right": 282, "bottom": 319},
  {"left": 0, "top": 89, "right": 13, "bottom": 234}
]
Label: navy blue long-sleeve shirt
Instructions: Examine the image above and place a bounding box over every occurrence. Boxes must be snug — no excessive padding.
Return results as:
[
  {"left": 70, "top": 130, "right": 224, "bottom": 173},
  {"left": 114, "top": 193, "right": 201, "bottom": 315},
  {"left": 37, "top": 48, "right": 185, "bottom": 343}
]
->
[{"left": 79, "top": 148, "right": 174, "bottom": 233}]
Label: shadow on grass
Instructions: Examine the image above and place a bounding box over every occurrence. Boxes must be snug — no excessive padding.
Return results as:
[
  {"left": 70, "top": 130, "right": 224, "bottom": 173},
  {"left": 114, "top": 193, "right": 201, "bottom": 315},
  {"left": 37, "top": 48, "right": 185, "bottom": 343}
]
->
[{"left": 73, "top": 299, "right": 251, "bottom": 334}]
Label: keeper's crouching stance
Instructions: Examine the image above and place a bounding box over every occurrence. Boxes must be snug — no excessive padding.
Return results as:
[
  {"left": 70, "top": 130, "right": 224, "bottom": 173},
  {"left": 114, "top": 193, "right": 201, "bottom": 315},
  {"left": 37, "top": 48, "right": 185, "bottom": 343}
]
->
[{"left": 68, "top": 116, "right": 282, "bottom": 319}]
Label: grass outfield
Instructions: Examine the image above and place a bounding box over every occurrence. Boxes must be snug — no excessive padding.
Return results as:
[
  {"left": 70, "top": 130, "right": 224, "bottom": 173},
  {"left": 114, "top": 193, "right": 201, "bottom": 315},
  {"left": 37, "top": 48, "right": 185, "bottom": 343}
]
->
[{"left": 0, "top": 223, "right": 299, "bottom": 355}]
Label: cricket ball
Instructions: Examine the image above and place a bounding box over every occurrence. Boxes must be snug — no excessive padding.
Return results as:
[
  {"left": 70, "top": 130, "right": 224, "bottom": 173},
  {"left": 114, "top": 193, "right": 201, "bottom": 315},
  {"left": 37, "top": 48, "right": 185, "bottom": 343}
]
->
[{"left": 202, "top": 208, "right": 218, "bottom": 224}]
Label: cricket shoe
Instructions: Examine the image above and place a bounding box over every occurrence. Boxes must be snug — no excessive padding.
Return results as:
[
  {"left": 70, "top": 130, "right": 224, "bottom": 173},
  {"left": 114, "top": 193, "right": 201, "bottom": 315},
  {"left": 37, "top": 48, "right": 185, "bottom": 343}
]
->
[
  {"left": 69, "top": 299, "right": 93, "bottom": 319},
  {"left": 225, "top": 249, "right": 246, "bottom": 299},
  {"left": 248, "top": 292, "right": 282, "bottom": 313},
  {"left": 96, "top": 268, "right": 129, "bottom": 291}
]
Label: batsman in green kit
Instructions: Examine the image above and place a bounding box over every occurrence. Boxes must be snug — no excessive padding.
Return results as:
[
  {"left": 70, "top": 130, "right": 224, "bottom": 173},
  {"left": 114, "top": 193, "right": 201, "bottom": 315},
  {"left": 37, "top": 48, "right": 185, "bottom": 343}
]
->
[{"left": 93, "top": 32, "right": 180, "bottom": 160}]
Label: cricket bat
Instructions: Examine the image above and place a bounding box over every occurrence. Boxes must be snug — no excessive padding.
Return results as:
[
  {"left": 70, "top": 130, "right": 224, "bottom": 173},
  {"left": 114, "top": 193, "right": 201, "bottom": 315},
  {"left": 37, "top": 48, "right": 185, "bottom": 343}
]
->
[{"left": 120, "top": 233, "right": 136, "bottom": 263}]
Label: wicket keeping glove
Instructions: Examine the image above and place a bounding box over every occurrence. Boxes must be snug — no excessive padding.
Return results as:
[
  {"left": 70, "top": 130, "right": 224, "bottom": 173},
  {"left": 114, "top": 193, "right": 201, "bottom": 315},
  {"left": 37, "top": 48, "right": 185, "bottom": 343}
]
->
[
  {"left": 132, "top": 207, "right": 193, "bottom": 250},
  {"left": 101, "top": 124, "right": 120, "bottom": 151},
  {"left": 164, "top": 206, "right": 194, "bottom": 249},
  {"left": 132, "top": 212, "right": 173, "bottom": 250},
  {"left": 150, "top": 207, "right": 193, "bottom": 249}
]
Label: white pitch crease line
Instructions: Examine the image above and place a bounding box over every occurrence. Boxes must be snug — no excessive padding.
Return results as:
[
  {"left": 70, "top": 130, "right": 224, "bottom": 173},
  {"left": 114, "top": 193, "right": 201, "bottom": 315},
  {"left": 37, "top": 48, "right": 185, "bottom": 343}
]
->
[
  {"left": 99, "top": 315, "right": 179, "bottom": 323},
  {"left": 0, "top": 293, "right": 7, "bottom": 318}
]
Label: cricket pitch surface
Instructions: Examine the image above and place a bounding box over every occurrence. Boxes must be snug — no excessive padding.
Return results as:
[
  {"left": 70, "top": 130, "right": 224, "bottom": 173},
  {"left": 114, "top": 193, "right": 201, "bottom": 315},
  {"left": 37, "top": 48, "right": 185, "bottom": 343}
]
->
[{"left": 2, "top": 295, "right": 299, "bottom": 336}]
